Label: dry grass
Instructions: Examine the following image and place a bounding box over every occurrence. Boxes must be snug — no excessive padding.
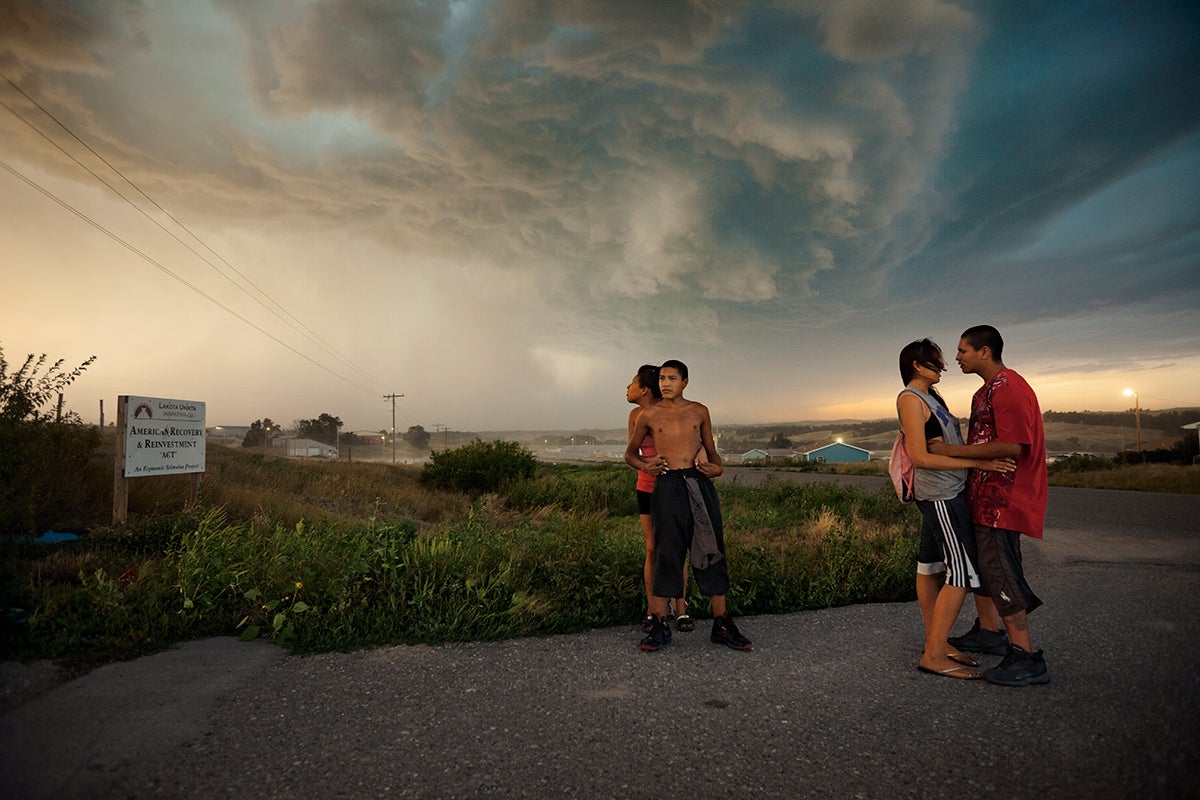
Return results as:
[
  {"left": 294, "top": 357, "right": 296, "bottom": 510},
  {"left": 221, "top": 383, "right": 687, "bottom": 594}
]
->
[
  {"left": 789, "top": 508, "right": 903, "bottom": 544},
  {"left": 122, "top": 444, "right": 470, "bottom": 531},
  {"left": 1046, "top": 463, "right": 1200, "bottom": 493},
  {"left": 738, "top": 456, "right": 1199, "bottom": 494},
  {"left": 729, "top": 502, "right": 913, "bottom": 563}
]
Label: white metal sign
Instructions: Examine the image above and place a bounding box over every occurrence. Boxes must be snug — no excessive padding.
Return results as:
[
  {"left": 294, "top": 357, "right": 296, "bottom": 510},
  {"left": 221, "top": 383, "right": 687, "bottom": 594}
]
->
[{"left": 122, "top": 396, "right": 207, "bottom": 477}]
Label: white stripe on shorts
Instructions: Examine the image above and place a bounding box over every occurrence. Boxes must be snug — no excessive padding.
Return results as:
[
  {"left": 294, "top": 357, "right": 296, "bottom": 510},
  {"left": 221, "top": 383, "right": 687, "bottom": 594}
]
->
[{"left": 932, "top": 499, "right": 981, "bottom": 589}]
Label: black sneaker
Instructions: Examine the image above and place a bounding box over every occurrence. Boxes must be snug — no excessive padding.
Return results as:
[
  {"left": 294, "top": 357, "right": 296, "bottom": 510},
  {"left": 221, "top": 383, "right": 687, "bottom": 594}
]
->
[
  {"left": 710, "top": 614, "right": 752, "bottom": 651},
  {"left": 639, "top": 614, "right": 672, "bottom": 652},
  {"left": 948, "top": 617, "right": 1009, "bottom": 656},
  {"left": 984, "top": 644, "right": 1050, "bottom": 687}
]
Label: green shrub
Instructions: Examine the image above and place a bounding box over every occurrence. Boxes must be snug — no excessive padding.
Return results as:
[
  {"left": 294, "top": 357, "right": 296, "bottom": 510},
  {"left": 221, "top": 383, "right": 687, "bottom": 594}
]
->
[
  {"left": 1049, "top": 454, "right": 1113, "bottom": 473},
  {"left": 420, "top": 439, "right": 538, "bottom": 494},
  {"left": 0, "top": 347, "right": 100, "bottom": 535}
]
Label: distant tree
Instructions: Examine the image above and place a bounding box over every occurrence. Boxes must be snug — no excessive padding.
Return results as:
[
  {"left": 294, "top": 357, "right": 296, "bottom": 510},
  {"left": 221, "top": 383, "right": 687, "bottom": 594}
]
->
[
  {"left": 242, "top": 418, "right": 278, "bottom": 448},
  {"left": 1114, "top": 432, "right": 1200, "bottom": 466},
  {"left": 1043, "top": 409, "right": 1199, "bottom": 431},
  {"left": 403, "top": 424, "right": 431, "bottom": 451},
  {"left": 1182, "top": 431, "right": 1200, "bottom": 464},
  {"left": 243, "top": 422, "right": 265, "bottom": 448},
  {"left": 0, "top": 349, "right": 96, "bottom": 424},
  {"left": 295, "top": 413, "right": 343, "bottom": 445},
  {"left": 768, "top": 432, "right": 792, "bottom": 449}
]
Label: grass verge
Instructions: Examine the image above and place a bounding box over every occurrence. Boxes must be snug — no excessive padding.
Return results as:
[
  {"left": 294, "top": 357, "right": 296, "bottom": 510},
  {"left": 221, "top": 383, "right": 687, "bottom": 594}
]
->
[
  {"left": 1, "top": 451, "right": 919, "bottom": 665},
  {"left": 737, "top": 459, "right": 1200, "bottom": 493}
]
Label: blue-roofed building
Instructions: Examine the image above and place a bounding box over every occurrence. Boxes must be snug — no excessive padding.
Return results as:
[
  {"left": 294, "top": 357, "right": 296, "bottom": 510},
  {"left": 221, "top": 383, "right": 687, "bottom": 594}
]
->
[{"left": 803, "top": 442, "right": 871, "bottom": 463}]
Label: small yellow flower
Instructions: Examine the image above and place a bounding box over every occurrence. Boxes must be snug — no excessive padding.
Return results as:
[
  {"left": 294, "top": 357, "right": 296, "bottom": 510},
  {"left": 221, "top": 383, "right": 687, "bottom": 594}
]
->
[{"left": 295, "top": 582, "right": 303, "bottom": 589}]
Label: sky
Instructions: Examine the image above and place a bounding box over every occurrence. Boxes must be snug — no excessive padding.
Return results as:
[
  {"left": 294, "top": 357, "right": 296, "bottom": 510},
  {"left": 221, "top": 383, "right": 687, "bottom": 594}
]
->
[{"left": 2, "top": 0, "right": 1198, "bottom": 436}]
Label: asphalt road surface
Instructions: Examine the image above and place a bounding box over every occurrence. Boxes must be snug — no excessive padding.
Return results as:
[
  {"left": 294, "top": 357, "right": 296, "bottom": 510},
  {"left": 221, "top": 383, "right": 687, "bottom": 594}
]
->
[{"left": 2, "top": 477, "right": 1198, "bottom": 799}]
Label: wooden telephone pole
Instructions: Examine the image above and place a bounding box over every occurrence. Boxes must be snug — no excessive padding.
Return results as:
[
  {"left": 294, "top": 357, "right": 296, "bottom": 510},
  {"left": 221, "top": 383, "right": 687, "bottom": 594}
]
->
[{"left": 383, "top": 393, "right": 404, "bottom": 463}]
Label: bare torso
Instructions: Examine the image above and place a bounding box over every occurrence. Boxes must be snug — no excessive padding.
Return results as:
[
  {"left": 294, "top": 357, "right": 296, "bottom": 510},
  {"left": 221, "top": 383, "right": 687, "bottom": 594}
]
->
[
  {"left": 645, "top": 401, "right": 705, "bottom": 468},
  {"left": 625, "top": 396, "right": 723, "bottom": 479}
]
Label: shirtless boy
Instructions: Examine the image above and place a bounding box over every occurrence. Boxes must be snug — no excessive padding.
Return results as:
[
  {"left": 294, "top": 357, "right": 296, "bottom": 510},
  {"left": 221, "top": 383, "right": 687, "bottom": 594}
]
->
[{"left": 624, "top": 359, "right": 751, "bottom": 652}]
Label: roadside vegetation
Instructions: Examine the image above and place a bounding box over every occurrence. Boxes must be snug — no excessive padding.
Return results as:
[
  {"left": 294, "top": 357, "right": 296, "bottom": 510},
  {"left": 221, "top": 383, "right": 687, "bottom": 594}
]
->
[
  {"left": 1042, "top": 458, "right": 1200, "bottom": 493},
  {"left": 0, "top": 349, "right": 99, "bottom": 536},
  {"left": 1, "top": 443, "right": 917, "bottom": 666},
  {"left": 742, "top": 455, "right": 1200, "bottom": 494},
  {"left": 1, "top": 344, "right": 1194, "bottom": 669}
]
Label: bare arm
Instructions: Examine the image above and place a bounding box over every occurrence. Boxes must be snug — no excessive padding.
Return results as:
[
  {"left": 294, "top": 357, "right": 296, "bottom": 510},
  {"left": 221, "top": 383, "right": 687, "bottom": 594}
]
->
[
  {"left": 625, "top": 411, "right": 666, "bottom": 474},
  {"left": 930, "top": 386, "right": 1027, "bottom": 460},
  {"left": 927, "top": 439, "right": 1022, "bottom": 460},
  {"left": 695, "top": 403, "right": 724, "bottom": 478},
  {"left": 899, "top": 394, "right": 1016, "bottom": 472}
]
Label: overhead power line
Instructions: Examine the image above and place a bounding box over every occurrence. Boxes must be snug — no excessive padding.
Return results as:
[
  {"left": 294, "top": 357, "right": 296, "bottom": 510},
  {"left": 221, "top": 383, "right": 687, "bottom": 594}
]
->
[
  {"left": 0, "top": 157, "right": 380, "bottom": 396},
  {"left": 0, "top": 72, "right": 390, "bottom": 393}
]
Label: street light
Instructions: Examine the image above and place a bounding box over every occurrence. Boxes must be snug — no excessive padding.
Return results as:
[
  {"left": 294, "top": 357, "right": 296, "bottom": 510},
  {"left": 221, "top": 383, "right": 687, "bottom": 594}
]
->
[{"left": 1123, "top": 388, "right": 1142, "bottom": 459}]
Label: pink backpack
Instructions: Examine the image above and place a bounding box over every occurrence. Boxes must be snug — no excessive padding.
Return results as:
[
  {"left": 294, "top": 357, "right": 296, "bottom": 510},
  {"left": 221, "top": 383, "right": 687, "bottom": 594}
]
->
[{"left": 889, "top": 431, "right": 915, "bottom": 503}]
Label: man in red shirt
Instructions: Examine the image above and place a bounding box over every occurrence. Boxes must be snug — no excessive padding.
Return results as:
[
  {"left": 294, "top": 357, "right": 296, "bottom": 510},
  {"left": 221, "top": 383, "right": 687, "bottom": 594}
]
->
[{"left": 929, "top": 325, "right": 1050, "bottom": 687}]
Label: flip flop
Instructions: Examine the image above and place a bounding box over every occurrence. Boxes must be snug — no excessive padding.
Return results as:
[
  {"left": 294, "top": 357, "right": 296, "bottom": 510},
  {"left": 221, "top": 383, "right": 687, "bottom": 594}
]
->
[
  {"left": 947, "top": 652, "right": 981, "bottom": 668},
  {"left": 675, "top": 614, "right": 695, "bottom": 632},
  {"left": 917, "top": 664, "right": 983, "bottom": 680}
]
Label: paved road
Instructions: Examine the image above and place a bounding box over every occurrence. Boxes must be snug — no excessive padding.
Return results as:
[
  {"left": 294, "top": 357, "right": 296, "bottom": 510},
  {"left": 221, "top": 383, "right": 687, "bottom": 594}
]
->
[{"left": 2, "top": 480, "right": 1198, "bottom": 799}]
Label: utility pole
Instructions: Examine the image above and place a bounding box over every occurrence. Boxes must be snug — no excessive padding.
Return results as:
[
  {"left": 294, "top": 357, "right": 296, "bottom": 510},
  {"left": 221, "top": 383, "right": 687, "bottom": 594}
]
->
[
  {"left": 1123, "top": 388, "right": 1143, "bottom": 462},
  {"left": 433, "top": 423, "right": 447, "bottom": 449},
  {"left": 383, "top": 393, "right": 404, "bottom": 463}
]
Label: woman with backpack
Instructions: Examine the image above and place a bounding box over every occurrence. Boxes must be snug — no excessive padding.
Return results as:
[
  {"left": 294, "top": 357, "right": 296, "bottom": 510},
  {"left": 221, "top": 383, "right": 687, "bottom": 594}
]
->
[{"left": 896, "top": 338, "right": 1015, "bottom": 680}]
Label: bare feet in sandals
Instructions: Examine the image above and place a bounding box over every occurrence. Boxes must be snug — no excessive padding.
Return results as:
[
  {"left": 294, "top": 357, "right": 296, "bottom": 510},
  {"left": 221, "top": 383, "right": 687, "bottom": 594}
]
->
[
  {"left": 947, "top": 651, "right": 981, "bottom": 668},
  {"left": 674, "top": 600, "right": 695, "bottom": 632},
  {"left": 917, "top": 663, "right": 983, "bottom": 679},
  {"left": 919, "top": 653, "right": 983, "bottom": 679}
]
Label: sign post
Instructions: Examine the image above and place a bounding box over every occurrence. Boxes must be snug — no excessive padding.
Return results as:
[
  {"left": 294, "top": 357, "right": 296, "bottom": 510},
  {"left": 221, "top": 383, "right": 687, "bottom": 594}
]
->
[{"left": 113, "top": 395, "right": 207, "bottom": 524}]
